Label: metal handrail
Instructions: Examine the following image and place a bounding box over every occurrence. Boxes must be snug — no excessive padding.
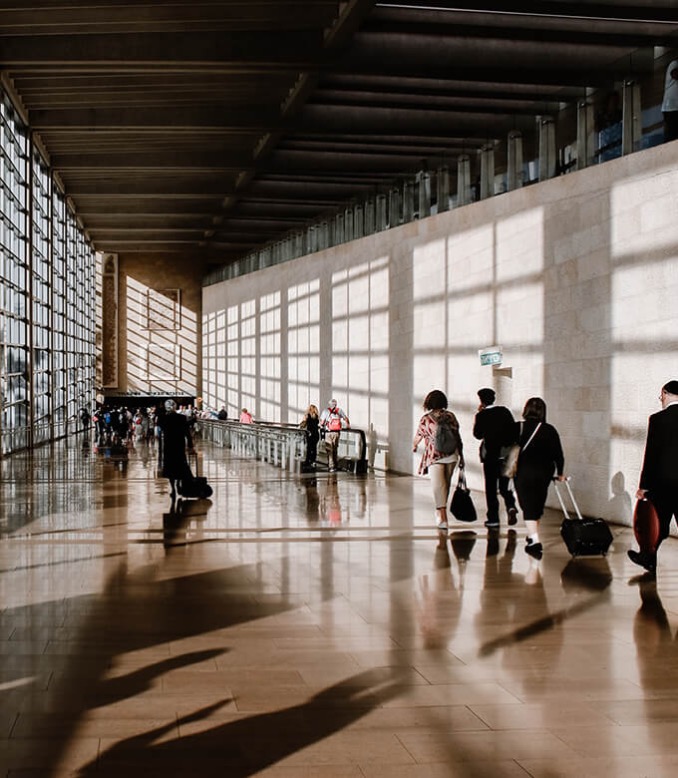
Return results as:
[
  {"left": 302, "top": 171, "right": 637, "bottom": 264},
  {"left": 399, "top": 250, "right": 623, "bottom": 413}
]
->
[
  {"left": 199, "top": 419, "right": 368, "bottom": 473},
  {"left": 200, "top": 419, "right": 308, "bottom": 472}
]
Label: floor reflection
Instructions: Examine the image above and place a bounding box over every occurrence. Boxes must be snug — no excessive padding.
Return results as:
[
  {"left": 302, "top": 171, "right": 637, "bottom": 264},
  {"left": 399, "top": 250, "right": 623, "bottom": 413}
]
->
[{"left": 2, "top": 437, "right": 678, "bottom": 775}]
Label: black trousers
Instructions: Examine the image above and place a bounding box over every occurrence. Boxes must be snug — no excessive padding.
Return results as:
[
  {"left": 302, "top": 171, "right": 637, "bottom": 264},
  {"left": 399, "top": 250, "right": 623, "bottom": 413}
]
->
[
  {"left": 306, "top": 434, "right": 318, "bottom": 464},
  {"left": 648, "top": 487, "right": 678, "bottom": 550},
  {"left": 482, "top": 457, "right": 516, "bottom": 521}
]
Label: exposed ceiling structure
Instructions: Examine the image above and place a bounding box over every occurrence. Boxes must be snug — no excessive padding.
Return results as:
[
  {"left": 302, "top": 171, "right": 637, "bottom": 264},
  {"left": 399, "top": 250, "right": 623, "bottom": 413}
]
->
[{"left": 1, "top": 1, "right": 677, "bottom": 272}]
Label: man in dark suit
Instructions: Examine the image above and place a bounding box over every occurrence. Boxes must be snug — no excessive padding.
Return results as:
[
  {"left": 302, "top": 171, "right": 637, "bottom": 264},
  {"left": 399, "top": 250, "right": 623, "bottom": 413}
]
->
[
  {"left": 628, "top": 380, "right": 678, "bottom": 573},
  {"left": 473, "top": 388, "right": 518, "bottom": 529}
]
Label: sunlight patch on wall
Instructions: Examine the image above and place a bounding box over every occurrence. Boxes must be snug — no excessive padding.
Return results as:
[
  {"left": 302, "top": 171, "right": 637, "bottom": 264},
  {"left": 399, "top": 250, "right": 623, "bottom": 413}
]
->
[
  {"left": 611, "top": 168, "right": 678, "bottom": 414},
  {"left": 202, "top": 308, "right": 229, "bottom": 413},
  {"left": 126, "top": 277, "right": 196, "bottom": 396},
  {"left": 495, "top": 208, "right": 545, "bottom": 281},
  {"left": 287, "top": 278, "right": 320, "bottom": 418},
  {"left": 412, "top": 236, "right": 459, "bottom": 406},
  {"left": 331, "top": 257, "right": 389, "bottom": 435},
  {"left": 259, "top": 291, "right": 281, "bottom": 422},
  {"left": 240, "top": 299, "right": 257, "bottom": 417}
]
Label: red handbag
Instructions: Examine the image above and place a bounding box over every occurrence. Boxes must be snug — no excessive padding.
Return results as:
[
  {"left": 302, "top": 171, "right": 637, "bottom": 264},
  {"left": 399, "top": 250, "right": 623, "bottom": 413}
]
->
[{"left": 633, "top": 498, "right": 661, "bottom": 554}]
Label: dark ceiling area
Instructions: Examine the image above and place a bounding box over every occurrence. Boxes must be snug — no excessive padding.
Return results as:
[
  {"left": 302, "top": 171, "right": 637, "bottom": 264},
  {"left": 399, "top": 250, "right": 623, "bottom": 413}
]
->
[{"left": 1, "top": 1, "right": 677, "bottom": 272}]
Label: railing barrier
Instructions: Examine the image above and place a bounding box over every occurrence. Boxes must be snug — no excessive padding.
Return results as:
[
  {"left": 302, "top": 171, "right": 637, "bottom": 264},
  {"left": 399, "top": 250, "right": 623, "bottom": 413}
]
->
[{"left": 199, "top": 419, "right": 368, "bottom": 474}]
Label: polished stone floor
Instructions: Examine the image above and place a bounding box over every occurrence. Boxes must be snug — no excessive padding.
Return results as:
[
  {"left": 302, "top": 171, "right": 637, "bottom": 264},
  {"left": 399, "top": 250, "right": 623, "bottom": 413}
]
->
[{"left": 1, "top": 435, "right": 678, "bottom": 777}]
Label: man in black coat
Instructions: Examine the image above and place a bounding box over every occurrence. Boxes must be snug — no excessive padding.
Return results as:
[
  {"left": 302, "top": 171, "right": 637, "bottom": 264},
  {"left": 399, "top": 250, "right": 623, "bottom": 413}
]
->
[
  {"left": 158, "top": 399, "right": 194, "bottom": 499},
  {"left": 629, "top": 380, "right": 678, "bottom": 573},
  {"left": 473, "top": 388, "right": 518, "bottom": 529}
]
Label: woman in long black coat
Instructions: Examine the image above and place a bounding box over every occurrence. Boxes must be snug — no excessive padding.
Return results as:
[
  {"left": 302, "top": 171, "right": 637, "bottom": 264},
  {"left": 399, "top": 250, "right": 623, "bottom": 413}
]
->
[
  {"left": 300, "top": 404, "right": 320, "bottom": 468},
  {"left": 158, "top": 399, "right": 194, "bottom": 498},
  {"left": 513, "top": 397, "right": 565, "bottom": 560}
]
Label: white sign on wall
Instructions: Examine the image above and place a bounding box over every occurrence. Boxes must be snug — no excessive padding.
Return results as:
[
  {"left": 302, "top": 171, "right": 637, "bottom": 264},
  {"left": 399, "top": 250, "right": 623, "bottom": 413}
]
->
[{"left": 479, "top": 346, "right": 503, "bottom": 366}]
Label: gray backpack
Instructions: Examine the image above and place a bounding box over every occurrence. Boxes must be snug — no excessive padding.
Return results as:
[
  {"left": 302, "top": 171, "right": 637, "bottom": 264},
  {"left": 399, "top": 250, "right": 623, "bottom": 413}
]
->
[{"left": 434, "top": 413, "right": 458, "bottom": 455}]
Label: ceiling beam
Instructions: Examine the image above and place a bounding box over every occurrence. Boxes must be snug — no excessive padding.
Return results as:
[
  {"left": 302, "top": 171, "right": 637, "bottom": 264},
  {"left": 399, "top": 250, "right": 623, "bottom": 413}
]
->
[
  {"left": 29, "top": 106, "right": 281, "bottom": 130},
  {"left": 0, "top": 31, "right": 327, "bottom": 68}
]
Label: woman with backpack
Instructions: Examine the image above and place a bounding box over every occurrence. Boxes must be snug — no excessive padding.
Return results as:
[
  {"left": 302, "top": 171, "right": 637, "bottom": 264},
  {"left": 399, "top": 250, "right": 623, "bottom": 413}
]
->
[{"left": 413, "top": 389, "right": 464, "bottom": 532}]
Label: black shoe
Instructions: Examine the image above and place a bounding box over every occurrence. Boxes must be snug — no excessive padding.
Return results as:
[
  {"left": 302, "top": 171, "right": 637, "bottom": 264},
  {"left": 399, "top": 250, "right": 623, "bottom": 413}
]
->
[
  {"left": 627, "top": 549, "right": 656, "bottom": 573},
  {"left": 484, "top": 520, "right": 500, "bottom": 529},
  {"left": 525, "top": 540, "right": 543, "bottom": 560},
  {"left": 507, "top": 508, "right": 518, "bottom": 526}
]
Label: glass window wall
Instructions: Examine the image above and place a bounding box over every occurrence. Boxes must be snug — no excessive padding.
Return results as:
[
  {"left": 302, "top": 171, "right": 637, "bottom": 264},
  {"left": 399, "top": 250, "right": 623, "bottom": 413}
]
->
[{"left": 1, "top": 88, "right": 96, "bottom": 454}]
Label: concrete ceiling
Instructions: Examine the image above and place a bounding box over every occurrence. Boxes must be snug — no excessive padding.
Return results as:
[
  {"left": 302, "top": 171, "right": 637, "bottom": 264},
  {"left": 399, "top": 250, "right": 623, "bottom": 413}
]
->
[{"left": 2, "top": 1, "right": 677, "bottom": 271}]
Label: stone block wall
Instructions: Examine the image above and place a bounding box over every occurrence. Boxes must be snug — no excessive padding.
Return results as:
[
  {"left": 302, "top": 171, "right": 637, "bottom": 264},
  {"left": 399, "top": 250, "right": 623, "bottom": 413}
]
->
[{"left": 202, "top": 141, "right": 678, "bottom": 526}]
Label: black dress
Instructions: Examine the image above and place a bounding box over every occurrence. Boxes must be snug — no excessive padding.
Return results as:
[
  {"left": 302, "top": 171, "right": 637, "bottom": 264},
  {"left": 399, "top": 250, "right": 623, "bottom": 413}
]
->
[
  {"left": 513, "top": 419, "right": 564, "bottom": 521},
  {"left": 159, "top": 412, "right": 193, "bottom": 480}
]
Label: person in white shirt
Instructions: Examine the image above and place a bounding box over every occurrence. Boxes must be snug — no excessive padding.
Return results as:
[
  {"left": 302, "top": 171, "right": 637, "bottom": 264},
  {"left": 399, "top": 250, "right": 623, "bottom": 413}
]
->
[
  {"left": 662, "top": 59, "right": 678, "bottom": 142},
  {"left": 320, "top": 399, "right": 350, "bottom": 472}
]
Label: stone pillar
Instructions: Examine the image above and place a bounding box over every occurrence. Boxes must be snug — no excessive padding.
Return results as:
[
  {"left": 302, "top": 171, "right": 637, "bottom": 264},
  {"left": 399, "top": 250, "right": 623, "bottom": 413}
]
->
[
  {"left": 622, "top": 79, "right": 641, "bottom": 155},
  {"left": 538, "top": 116, "right": 556, "bottom": 181},
  {"left": 457, "top": 154, "right": 471, "bottom": 206},
  {"left": 479, "top": 144, "right": 495, "bottom": 200},
  {"left": 577, "top": 99, "right": 595, "bottom": 170},
  {"left": 507, "top": 131, "right": 523, "bottom": 191}
]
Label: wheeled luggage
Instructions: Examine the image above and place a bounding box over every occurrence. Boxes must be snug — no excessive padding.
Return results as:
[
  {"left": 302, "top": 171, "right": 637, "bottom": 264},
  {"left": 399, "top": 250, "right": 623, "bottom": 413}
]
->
[
  {"left": 633, "top": 497, "right": 660, "bottom": 553},
  {"left": 178, "top": 453, "right": 213, "bottom": 499},
  {"left": 555, "top": 479, "right": 613, "bottom": 557},
  {"left": 178, "top": 475, "right": 213, "bottom": 499}
]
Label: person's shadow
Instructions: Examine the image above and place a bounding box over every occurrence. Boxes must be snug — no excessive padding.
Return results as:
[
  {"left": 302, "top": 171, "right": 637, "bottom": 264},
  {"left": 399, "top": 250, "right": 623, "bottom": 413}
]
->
[
  {"left": 91, "top": 649, "right": 226, "bottom": 708},
  {"left": 77, "top": 669, "right": 406, "bottom": 777},
  {"left": 633, "top": 575, "right": 675, "bottom": 676},
  {"left": 608, "top": 470, "right": 633, "bottom": 524}
]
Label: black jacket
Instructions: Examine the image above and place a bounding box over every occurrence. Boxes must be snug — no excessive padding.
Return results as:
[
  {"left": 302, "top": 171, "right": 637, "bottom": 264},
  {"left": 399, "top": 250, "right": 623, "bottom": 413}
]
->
[
  {"left": 473, "top": 405, "right": 516, "bottom": 461},
  {"left": 639, "top": 403, "right": 678, "bottom": 493},
  {"left": 514, "top": 418, "right": 564, "bottom": 479}
]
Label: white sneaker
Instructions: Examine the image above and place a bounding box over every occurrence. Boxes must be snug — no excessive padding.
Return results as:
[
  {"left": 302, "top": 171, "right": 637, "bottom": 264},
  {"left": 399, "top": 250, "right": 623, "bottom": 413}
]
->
[{"left": 437, "top": 521, "right": 448, "bottom": 531}]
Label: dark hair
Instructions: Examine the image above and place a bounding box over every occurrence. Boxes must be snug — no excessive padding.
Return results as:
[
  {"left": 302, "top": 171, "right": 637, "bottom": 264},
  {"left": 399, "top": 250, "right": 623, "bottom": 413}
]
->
[
  {"left": 477, "top": 387, "right": 495, "bottom": 406},
  {"left": 663, "top": 380, "right": 678, "bottom": 395},
  {"left": 522, "top": 397, "right": 546, "bottom": 422},
  {"left": 423, "top": 390, "right": 448, "bottom": 411}
]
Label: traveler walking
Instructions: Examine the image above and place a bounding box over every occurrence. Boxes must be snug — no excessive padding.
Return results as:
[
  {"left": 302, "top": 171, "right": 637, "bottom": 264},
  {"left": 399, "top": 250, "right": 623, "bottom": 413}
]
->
[
  {"left": 300, "top": 404, "right": 320, "bottom": 468},
  {"left": 628, "top": 380, "right": 678, "bottom": 574},
  {"left": 320, "top": 399, "right": 350, "bottom": 472},
  {"left": 473, "top": 387, "right": 518, "bottom": 529},
  {"left": 158, "top": 399, "right": 195, "bottom": 499},
  {"left": 413, "top": 389, "right": 464, "bottom": 533},
  {"left": 513, "top": 397, "right": 565, "bottom": 560},
  {"left": 662, "top": 59, "right": 678, "bottom": 142}
]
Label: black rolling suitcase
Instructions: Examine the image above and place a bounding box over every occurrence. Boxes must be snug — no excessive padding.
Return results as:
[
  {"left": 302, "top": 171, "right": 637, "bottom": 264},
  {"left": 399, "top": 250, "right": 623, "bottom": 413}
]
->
[
  {"left": 555, "top": 479, "right": 612, "bottom": 557},
  {"left": 178, "top": 453, "right": 213, "bottom": 499}
]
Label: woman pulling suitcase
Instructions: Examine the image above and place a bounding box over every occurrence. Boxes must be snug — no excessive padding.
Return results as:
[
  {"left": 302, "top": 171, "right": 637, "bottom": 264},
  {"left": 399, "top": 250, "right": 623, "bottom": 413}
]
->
[{"left": 513, "top": 397, "right": 566, "bottom": 559}]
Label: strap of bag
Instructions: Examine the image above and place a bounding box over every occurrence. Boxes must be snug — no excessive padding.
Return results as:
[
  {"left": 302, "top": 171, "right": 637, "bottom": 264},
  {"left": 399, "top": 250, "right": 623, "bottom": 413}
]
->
[
  {"left": 457, "top": 466, "right": 468, "bottom": 490},
  {"left": 521, "top": 422, "right": 542, "bottom": 453}
]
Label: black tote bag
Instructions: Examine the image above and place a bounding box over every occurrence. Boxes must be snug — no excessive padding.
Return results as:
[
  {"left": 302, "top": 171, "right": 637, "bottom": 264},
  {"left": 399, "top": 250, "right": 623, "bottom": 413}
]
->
[{"left": 450, "top": 468, "right": 477, "bottom": 523}]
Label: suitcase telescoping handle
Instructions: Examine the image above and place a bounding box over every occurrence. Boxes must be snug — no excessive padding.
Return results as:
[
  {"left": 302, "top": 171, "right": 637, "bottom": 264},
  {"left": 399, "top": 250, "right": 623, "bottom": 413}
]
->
[{"left": 552, "top": 477, "right": 584, "bottom": 521}]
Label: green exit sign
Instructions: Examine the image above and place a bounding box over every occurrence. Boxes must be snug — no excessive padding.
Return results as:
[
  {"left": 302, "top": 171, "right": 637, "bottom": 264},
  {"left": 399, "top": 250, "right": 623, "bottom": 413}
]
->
[{"left": 479, "top": 347, "right": 502, "bottom": 366}]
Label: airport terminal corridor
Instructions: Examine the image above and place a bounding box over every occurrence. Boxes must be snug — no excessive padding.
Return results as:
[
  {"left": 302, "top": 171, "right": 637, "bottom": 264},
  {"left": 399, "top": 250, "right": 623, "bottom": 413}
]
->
[{"left": 1, "top": 436, "right": 678, "bottom": 777}]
